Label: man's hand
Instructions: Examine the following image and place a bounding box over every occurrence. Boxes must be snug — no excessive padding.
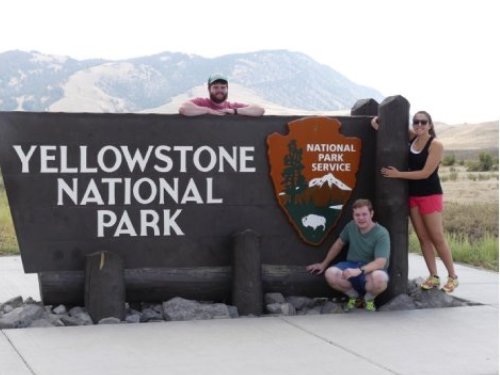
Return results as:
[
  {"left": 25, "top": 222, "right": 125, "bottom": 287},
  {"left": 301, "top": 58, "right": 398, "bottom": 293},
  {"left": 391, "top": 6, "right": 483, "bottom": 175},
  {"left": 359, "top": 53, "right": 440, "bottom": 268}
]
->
[
  {"left": 342, "top": 268, "right": 362, "bottom": 279},
  {"left": 306, "top": 263, "right": 326, "bottom": 275},
  {"left": 220, "top": 108, "right": 236, "bottom": 115}
]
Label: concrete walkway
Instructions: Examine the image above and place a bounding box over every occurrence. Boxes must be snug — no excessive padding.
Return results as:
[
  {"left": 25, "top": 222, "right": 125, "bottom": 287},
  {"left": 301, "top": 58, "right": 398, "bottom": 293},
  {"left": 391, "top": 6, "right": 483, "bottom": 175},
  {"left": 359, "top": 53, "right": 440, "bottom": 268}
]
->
[{"left": 1, "top": 254, "right": 498, "bottom": 375}]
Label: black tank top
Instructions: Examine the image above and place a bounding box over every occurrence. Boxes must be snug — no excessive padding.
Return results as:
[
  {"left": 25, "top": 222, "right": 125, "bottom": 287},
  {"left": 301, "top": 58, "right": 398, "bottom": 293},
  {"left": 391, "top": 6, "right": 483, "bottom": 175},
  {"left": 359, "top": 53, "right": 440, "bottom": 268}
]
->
[{"left": 408, "top": 136, "right": 443, "bottom": 196}]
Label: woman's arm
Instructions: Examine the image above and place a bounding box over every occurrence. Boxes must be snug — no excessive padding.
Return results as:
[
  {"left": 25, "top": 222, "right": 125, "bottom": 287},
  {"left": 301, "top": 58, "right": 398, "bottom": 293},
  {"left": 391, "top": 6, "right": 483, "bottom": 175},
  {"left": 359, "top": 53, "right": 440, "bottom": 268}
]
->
[{"left": 381, "top": 139, "right": 444, "bottom": 180}]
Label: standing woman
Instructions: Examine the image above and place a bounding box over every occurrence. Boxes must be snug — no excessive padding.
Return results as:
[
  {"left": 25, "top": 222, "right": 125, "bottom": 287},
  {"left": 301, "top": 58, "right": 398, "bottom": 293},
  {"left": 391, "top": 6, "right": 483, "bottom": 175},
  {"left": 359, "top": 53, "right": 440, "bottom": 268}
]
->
[{"left": 371, "top": 111, "right": 458, "bottom": 293}]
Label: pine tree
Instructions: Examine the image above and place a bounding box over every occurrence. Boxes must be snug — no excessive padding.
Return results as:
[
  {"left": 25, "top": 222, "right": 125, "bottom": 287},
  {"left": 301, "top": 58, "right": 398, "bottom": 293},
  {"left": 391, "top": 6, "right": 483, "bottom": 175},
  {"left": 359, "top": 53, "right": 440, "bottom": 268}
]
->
[{"left": 281, "top": 140, "right": 307, "bottom": 205}]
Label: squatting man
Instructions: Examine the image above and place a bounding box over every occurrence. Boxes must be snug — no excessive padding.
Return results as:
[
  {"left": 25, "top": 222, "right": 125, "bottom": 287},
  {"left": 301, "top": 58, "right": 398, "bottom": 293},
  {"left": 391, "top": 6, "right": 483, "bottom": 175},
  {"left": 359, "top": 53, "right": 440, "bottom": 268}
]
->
[{"left": 306, "top": 199, "right": 390, "bottom": 312}]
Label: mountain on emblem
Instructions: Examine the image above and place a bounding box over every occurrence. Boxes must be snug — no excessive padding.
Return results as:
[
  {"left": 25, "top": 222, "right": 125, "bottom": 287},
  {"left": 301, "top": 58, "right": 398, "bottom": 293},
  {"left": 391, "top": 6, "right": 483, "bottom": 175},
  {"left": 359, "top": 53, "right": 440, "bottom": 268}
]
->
[{"left": 267, "top": 117, "right": 361, "bottom": 245}]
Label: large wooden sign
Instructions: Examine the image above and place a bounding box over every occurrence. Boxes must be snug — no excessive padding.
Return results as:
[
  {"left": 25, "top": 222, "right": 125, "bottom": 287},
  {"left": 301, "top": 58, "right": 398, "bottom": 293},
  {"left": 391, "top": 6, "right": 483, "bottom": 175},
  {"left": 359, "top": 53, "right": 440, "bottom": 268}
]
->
[
  {"left": 267, "top": 117, "right": 361, "bottom": 245},
  {"left": 0, "top": 110, "right": 397, "bottom": 304}
]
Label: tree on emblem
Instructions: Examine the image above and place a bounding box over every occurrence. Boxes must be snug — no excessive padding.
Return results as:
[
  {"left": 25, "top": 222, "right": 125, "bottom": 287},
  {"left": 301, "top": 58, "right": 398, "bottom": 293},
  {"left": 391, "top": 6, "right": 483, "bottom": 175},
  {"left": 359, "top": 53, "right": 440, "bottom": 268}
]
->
[{"left": 281, "top": 140, "right": 307, "bottom": 205}]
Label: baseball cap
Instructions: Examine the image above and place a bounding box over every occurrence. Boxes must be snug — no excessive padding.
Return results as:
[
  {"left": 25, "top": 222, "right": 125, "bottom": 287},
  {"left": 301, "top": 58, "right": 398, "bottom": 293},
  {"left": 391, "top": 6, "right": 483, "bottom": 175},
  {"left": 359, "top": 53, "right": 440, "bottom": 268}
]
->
[{"left": 208, "top": 73, "right": 228, "bottom": 85}]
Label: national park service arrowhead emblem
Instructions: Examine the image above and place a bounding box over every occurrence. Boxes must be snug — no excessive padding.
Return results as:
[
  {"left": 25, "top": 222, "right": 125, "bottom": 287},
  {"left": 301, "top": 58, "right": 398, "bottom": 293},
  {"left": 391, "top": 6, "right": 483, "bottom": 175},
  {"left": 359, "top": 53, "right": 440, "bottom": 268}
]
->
[{"left": 267, "top": 117, "right": 361, "bottom": 245}]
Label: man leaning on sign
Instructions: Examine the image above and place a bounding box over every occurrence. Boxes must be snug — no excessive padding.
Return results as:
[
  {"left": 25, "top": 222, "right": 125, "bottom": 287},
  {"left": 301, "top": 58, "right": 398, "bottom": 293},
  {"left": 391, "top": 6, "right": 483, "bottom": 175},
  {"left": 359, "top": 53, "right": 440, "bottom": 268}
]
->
[
  {"left": 306, "top": 199, "right": 390, "bottom": 312},
  {"left": 179, "top": 74, "right": 265, "bottom": 117}
]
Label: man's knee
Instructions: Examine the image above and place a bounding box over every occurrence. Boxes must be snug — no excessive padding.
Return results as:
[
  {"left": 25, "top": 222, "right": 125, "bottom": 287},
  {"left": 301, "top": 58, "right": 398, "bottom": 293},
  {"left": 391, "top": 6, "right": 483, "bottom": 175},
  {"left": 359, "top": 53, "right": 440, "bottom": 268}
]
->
[
  {"left": 324, "top": 267, "right": 344, "bottom": 288},
  {"left": 366, "top": 270, "right": 389, "bottom": 292},
  {"left": 325, "top": 267, "right": 354, "bottom": 293}
]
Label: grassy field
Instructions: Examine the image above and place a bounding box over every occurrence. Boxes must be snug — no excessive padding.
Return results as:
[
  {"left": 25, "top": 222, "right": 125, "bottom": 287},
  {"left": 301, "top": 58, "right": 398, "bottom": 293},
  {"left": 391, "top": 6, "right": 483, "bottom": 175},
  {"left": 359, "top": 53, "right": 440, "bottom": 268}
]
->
[
  {"left": 408, "top": 165, "right": 499, "bottom": 271},
  {"left": 0, "top": 174, "right": 19, "bottom": 255},
  {"left": 1, "top": 165, "right": 498, "bottom": 270}
]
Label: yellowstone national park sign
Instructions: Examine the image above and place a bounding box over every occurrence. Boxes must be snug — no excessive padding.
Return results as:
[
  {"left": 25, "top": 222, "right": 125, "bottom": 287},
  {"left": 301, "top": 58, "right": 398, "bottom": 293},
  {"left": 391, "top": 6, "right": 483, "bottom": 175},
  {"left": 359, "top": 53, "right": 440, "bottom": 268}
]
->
[
  {"left": 0, "top": 112, "right": 373, "bottom": 274},
  {"left": 267, "top": 117, "right": 361, "bottom": 245}
]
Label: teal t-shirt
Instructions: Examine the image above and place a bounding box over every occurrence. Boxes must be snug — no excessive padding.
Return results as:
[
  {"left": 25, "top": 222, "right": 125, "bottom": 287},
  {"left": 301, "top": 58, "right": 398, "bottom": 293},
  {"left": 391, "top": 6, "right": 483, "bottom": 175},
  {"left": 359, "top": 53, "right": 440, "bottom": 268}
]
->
[{"left": 339, "top": 221, "right": 390, "bottom": 269}]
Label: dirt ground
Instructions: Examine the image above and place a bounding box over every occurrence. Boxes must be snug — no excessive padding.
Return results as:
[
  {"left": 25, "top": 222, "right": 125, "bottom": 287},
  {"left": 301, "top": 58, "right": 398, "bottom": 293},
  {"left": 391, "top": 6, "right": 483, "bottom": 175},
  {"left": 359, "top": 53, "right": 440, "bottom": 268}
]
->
[{"left": 440, "top": 166, "right": 499, "bottom": 204}]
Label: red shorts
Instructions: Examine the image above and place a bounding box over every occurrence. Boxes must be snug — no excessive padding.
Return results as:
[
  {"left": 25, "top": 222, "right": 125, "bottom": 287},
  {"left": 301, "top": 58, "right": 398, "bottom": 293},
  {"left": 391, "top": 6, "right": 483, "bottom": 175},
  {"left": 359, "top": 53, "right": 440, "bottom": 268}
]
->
[{"left": 409, "top": 194, "right": 443, "bottom": 214}]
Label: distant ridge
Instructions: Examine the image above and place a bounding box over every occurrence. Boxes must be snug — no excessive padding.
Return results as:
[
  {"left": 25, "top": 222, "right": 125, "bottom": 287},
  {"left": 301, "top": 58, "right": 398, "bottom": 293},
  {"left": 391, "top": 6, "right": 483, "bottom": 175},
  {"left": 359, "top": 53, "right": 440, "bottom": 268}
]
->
[
  {"left": 0, "top": 49, "right": 383, "bottom": 114},
  {"left": 1, "top": 49, "right": 496, "bottom": 152},
  {"left": 436, "top": 121, "right": 499, "bottom": 152}
]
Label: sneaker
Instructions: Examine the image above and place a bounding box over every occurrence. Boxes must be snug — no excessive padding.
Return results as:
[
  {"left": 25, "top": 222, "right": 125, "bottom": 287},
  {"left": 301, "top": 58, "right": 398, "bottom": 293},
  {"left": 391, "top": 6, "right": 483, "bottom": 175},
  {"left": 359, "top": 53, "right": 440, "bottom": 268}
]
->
[
  {"left": 420, "top": 275, "right": 440, "bottom": 290},
  {"left": 344, "top": 297, "right": 357, "bottom": 312},
  {"left": 441, "top": 276, "right": 459, "bottom": 293},
  {"left": 364, "top": 299, "right": 376, "bottom": 312}
]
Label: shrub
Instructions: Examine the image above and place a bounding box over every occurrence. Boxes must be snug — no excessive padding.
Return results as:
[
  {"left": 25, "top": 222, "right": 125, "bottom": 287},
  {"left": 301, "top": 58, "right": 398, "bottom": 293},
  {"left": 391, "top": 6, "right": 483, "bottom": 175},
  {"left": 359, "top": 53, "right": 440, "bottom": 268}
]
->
[
  {"left": 467, "top": 152, "right": 496, "bottom": 172},
  {"left": 442, "top": 154, "right": 456, "bottom": 166}
]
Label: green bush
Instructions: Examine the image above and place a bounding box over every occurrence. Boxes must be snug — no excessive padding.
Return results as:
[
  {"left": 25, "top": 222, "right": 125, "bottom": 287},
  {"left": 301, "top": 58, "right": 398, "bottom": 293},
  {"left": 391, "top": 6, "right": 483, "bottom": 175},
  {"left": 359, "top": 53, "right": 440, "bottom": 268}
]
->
[
  {"left": 442, "top": 153, "right": 456, "bottom": 166},
  {"left": 467, "top": 152, "right": 497, "bottom": 172}
]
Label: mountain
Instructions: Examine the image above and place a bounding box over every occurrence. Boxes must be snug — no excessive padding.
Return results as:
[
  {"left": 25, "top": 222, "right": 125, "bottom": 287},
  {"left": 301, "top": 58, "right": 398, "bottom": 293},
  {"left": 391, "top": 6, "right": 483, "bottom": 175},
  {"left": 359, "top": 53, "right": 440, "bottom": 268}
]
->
[
  {"left": 435, "top": 121, "right": 499, "bottom": 152},
  {"left": 0, "top": 49, "right": 383, "bottom": 114},
  {"left": 2, "top": 49, "right": 496, "bottom": 151},
  {"left": 309, "top": 173, "right": 351, "bottom": 191}
]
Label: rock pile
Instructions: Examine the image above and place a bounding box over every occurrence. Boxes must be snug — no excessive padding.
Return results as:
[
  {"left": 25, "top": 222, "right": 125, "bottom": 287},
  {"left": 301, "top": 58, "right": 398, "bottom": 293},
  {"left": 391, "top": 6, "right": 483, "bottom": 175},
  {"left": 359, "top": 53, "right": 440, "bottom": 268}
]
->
[{"left": 0, "top": 278, "right": 471, "bottom": 329}]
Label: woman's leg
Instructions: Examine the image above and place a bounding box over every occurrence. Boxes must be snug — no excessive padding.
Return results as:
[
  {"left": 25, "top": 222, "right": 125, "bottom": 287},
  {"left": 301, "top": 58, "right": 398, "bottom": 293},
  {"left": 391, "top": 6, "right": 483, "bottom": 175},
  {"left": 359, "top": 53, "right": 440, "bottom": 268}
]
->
[
  {"left": 421, "top": 211, "right": 457, "bottom": 278},
  {"left": 410, "top": 206, "right": 438, "bottom": 276}
]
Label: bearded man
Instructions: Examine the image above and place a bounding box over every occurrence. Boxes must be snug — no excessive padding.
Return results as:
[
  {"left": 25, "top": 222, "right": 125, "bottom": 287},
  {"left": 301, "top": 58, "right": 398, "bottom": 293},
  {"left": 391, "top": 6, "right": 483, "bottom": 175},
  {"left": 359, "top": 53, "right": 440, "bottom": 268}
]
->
[{"left": 179, "top": 74, "right": 265, "bottom": 117}]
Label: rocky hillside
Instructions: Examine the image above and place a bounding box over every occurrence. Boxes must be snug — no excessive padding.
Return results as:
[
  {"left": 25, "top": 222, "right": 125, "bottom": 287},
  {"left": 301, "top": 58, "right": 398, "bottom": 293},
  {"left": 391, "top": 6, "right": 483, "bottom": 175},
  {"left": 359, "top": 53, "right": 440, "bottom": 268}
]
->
[
  {"left": 0, "top": 49, "right": 383, "bottom": 114},
  {"left": 436, "top": 121, "right": 498, "bottom": 152}
]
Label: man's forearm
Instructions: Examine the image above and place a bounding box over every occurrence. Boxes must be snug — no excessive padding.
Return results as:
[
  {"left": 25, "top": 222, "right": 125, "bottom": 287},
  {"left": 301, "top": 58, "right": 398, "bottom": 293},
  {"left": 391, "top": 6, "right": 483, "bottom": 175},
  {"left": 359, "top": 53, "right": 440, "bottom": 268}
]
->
[
  {"left": 179, "top": 102, "right": 209, "bottom": 116},
  {"left": 237, "top": 105, "right": 265, "bottom": 117},
  {"left": 360, "top": 258, "right": 387, "bottom": 273}
]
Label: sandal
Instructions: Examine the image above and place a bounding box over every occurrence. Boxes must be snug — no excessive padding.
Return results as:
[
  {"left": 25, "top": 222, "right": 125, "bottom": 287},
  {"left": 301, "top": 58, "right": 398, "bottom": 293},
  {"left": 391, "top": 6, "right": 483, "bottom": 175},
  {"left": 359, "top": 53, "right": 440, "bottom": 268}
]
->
[
  {"left": 420, "top": 275, "right": 440, "bottom": 290},
  {"left": 441, "top": 276, "right": 459, "bottom": 293}
]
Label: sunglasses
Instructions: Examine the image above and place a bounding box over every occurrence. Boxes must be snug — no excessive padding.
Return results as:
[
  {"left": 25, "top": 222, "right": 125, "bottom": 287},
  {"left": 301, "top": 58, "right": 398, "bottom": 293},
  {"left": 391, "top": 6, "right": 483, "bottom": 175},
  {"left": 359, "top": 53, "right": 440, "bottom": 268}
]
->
[{"left": 413, "top": 119, "right": 429, "bottom": 126}]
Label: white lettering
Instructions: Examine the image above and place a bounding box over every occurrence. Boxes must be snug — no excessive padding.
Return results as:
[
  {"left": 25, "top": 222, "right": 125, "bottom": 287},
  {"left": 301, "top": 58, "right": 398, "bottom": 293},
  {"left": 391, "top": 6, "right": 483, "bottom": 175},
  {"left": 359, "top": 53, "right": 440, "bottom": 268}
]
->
[
  {"left": 218, "top": 146, "right": 238, "bottom": 172},
  {"left": 97, "top": 210, "right": 117, "bottom": 237},
  {"left": 97, "top": 209, "right": 184, "bottom": 237},
  {"left": 311, "top": 163, "right": 351, "bottom": 172},
  {"left": 40, "top": 145, "right": 58, "bottom": 173},
  {"left": 140, "top": 210, "right": 160, "bottom": 236},
  {"left": 306, "top": 144, "right": 356, "bottom": 153},
  {"left": 60, "top": 146, "right": 78, "bottom": 173},
  {"left": 163, "top": 209, "right": 184, "bottom": 236},
  {"left": 81, "top": 179, "right": 104, "bottom": 205},
  {"left": 13, "top": 145, "right": 37, "bottom": 173},
  {"left": 97, "top": 146, "right": 122, "bottom": 173},
  {"left": 153, "top": 145, "right": 173, "bottom": 172},
  {"left": 114, "top": 210, "right": 137, "bottom": 237},
  {"left": 57, "top": 178, "right": 78, "bottom": 205},
  {"left": 121, "top": 145, "right": 154, "bottom": 172},
  {"left": 173, "top": 146, "right": 193, "bottom": 173},
  {"left": 80, "top": 146, "right": 98, "bottom": 173},
  {"left": 193, "top": 146, "right": 217, "bottom": 172},
  {"left": 206, "top": 177, "right": 223, "bottom": 204},
  {"left": 181, "top": 178, "right": 204, "bottom": 204},
  {"left": 240, "top": 146, "right": 256, "bottom": 172},
  {"left": 132, "top": 178, "right": 157, "bottom": 205}
]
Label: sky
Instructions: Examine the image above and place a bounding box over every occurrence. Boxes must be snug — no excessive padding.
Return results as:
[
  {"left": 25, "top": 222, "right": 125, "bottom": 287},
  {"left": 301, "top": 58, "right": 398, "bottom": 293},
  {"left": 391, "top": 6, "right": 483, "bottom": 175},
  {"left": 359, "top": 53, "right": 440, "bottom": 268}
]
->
[{"left": 1, "top": 0, "right": 498, "bottom": 124}]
